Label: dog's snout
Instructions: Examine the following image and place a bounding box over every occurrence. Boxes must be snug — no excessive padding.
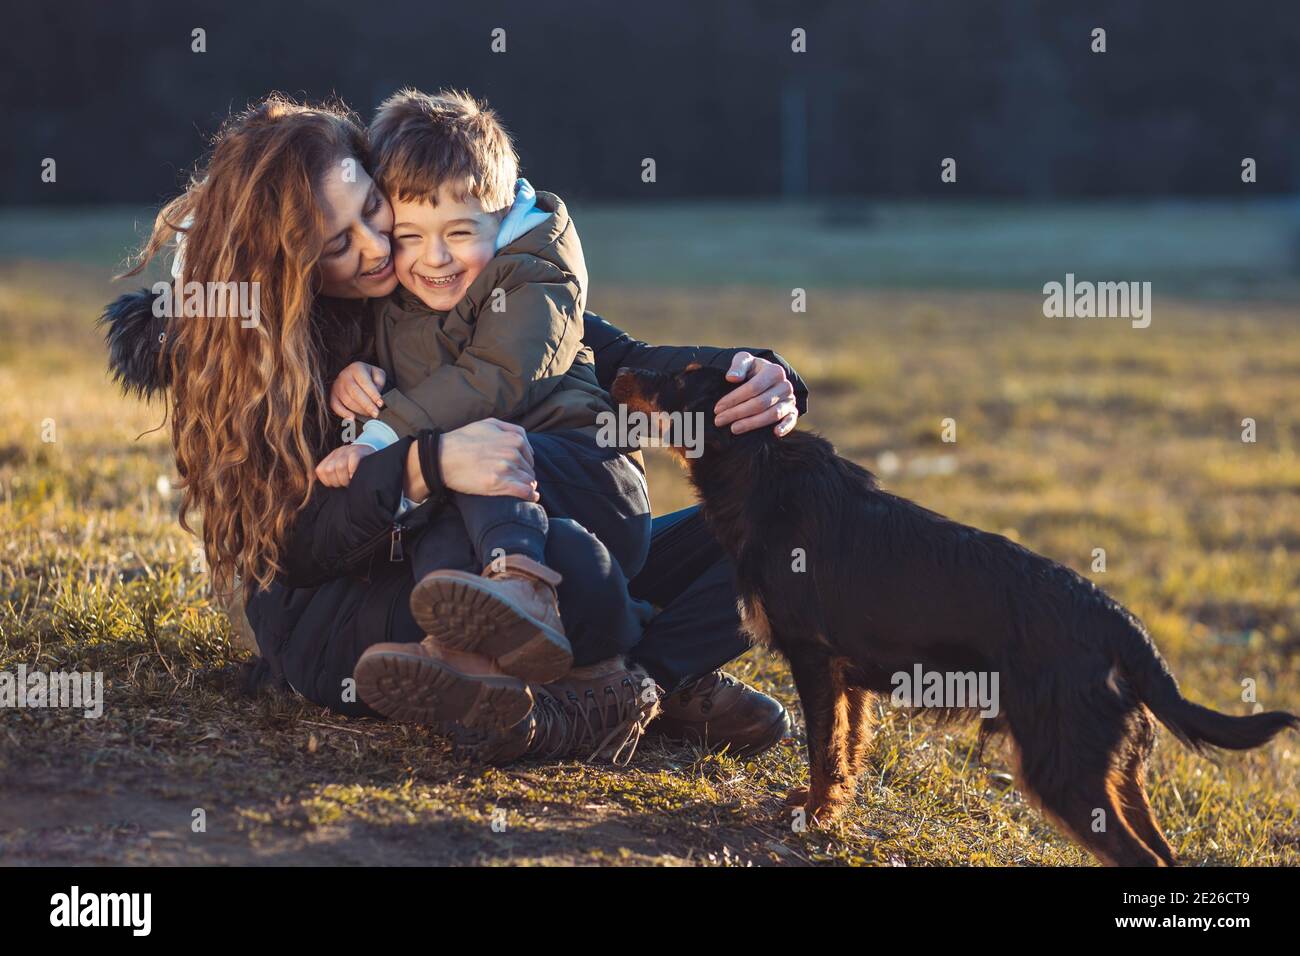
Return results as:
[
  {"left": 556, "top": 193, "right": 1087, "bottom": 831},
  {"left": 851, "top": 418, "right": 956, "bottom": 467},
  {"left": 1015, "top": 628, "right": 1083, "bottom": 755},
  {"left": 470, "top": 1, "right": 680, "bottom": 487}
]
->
[{"left": 611, "top": 366, "right": 664, "bottom": 407}]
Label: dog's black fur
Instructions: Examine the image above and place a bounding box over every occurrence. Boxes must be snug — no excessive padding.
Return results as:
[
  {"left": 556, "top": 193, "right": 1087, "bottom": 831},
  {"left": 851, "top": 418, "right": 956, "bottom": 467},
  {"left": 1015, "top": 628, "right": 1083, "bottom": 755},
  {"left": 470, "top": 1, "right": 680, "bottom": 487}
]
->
[{"left": 612, "top": 363, "right": 1299, "bottom": 866}]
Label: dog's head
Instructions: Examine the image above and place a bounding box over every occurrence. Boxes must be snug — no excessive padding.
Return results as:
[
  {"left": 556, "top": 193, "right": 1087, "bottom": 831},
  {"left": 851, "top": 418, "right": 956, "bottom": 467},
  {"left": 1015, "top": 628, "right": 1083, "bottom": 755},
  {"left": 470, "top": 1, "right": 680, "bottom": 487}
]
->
[{"left": 610, "top": 363, "right": 739, "bottom": 463}]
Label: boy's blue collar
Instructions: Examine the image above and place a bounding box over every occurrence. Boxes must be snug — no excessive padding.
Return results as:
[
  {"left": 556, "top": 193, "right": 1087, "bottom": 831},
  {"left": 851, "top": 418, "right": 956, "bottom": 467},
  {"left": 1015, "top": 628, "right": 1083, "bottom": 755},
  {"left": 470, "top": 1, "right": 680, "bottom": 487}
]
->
[{"left": 495, "top": 178, "right": 551, "bottom": 250}]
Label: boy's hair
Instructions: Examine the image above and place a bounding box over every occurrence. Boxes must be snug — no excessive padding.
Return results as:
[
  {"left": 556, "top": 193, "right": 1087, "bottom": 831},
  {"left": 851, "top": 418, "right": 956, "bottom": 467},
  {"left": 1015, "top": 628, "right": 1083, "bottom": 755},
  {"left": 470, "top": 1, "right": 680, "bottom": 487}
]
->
[{"left": 369, "top": 88, "right": 519, "bottom": 212}]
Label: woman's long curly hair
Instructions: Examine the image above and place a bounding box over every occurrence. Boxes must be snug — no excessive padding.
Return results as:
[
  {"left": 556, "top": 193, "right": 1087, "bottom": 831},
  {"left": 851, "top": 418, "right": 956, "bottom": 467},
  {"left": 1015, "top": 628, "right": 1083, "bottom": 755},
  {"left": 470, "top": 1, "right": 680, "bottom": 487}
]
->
[{"left": 125, "top": 95, "right": 370, "bottom": 596}]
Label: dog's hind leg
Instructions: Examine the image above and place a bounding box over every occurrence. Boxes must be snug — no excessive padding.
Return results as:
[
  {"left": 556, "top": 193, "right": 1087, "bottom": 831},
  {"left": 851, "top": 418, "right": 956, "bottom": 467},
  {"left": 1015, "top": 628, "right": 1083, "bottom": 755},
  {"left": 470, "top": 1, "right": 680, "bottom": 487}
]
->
[
  {"left": 1044, "top": 774, "right": 1166, "bottom": 866},
  {"left": 1015, "top": 753, "right": 1166, "bottom": 867},
  {"left": 784, "top": 649, "right": 856, "bottom": 825},
  {"left": 1115, "top": 709, "right": 1177, "bottom": 866},
  {"left": 1004, "top": 656, "right": 1167, "bottom": 865}
]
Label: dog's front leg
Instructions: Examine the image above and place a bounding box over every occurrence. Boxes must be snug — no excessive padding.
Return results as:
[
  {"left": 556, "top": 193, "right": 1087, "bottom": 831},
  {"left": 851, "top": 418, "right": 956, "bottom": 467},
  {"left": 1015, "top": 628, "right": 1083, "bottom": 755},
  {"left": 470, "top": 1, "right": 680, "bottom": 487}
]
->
[
  {"left": 785, "top": 649, "right": 855, "bottom": 826},
  {"left": 844, "top": 686, "right": 876, "bottom": 779}
]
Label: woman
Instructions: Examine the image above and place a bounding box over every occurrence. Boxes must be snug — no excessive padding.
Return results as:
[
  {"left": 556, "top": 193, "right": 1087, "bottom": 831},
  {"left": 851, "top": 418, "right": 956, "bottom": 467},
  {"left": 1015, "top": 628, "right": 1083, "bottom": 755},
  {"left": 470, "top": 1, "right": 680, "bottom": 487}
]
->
[{"left": 103, "top": 94, "right": 807, "bottom": 762}]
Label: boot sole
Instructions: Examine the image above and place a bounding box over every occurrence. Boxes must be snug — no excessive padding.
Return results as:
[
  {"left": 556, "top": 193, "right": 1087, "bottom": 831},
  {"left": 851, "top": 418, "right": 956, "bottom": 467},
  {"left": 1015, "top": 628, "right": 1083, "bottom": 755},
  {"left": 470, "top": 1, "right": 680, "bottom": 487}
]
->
[
  {"left": 411, "top": 572, "right": 573, "bottom": 683},
  {"left": 354, "top": 645, "right": 534, "bottom": 732}
]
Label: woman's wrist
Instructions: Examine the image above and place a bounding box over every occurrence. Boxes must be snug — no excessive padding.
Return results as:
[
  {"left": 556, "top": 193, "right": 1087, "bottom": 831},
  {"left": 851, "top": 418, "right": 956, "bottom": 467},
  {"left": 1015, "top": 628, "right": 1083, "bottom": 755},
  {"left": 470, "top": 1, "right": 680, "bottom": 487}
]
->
[
  {"left": 416, "top": 430, "right": 446, "bottom": 500},
  {"left": 403, "top": 440, "right": 430, "bottom": 502}
]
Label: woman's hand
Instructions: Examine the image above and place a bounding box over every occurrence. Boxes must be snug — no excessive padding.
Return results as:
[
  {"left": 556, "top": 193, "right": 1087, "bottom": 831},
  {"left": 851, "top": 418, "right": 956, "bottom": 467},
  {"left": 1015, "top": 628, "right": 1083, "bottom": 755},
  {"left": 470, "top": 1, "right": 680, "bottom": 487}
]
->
[
  {"left": 404, "top": 418, "right": 539, "bottom": 502},
  {"left": 713, "top": 352, "right": 799, "bottom": 437}
]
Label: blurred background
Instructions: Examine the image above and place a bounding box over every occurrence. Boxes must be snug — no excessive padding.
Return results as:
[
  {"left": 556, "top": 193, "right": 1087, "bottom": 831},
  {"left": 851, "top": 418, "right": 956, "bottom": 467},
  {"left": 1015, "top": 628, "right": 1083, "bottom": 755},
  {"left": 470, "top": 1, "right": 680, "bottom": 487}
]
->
[
  {"left": 1, "top": 1, "right": 1297, "bottom": 865},
  {"left": 4, "top": 0, "right": 1300, "bottom": 295}
]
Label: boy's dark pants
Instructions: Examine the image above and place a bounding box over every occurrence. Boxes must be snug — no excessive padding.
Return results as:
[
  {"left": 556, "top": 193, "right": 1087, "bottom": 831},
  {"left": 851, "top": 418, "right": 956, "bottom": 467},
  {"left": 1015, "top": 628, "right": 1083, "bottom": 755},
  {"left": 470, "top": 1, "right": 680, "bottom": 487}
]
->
[
  {"left": 411, "top": 430, "right": 656, "bottom": 667},
  {"left": 266, "top": 436, "right": 755, "bottom": 714}
]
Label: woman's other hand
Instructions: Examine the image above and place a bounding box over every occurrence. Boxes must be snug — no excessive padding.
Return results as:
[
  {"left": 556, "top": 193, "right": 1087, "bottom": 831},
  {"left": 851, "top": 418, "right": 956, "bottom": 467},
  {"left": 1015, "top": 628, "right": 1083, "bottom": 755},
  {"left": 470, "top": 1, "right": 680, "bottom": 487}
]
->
[{"left": 713, "top": 352, "right": 799, "bottom": 437}]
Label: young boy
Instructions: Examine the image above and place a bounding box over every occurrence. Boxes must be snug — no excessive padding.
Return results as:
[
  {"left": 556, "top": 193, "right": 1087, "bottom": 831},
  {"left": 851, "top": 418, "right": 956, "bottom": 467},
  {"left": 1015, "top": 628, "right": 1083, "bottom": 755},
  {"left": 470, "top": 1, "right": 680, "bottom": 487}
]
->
[{"left": 318, "top": 89, "right": 654, "bottom": 717}]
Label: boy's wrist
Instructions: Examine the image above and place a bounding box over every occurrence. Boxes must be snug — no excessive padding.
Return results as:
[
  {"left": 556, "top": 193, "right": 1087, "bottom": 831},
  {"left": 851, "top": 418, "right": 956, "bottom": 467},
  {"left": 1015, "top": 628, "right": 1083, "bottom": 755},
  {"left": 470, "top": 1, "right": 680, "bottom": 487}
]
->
[{"left": 353, "top": 418, "right": 399, "bottom": 451}]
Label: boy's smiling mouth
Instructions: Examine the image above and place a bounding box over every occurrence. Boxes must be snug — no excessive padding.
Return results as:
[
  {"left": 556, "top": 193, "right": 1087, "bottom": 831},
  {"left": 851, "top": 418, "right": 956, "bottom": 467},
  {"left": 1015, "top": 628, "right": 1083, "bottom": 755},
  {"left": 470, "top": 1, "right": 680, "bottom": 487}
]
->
[{"left": 415, "top": 270, "right": 464, "bottom": 290}]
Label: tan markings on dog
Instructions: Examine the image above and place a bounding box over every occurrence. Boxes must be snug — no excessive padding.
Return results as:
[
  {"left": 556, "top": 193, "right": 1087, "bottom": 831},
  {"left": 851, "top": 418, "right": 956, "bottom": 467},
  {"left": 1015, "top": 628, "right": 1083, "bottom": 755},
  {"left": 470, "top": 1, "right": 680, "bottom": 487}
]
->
[
  {"left": 614, "top": 379, "right": 658, "bottom": 418},
  {"left": 737, "top": 595, "right": 773, "bottom": 647}
]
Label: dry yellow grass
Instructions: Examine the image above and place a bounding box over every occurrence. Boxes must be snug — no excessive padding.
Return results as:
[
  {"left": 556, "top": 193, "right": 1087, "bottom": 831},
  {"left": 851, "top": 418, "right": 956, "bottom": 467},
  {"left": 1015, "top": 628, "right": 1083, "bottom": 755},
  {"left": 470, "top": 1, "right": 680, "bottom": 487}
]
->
[{"left": 1, "top": 255, "right": 1297, "bottom": 865}]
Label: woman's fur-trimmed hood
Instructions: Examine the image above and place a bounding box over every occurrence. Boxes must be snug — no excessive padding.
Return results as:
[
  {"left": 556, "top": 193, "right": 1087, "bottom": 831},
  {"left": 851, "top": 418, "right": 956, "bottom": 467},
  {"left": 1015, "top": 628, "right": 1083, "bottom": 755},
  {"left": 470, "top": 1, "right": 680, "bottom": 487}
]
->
[
  {"left": 100, "top": 286, "right": 170, "bottom": 399},
  {"left": 100, "top": 285, "right": 374, "bottom": 401}
]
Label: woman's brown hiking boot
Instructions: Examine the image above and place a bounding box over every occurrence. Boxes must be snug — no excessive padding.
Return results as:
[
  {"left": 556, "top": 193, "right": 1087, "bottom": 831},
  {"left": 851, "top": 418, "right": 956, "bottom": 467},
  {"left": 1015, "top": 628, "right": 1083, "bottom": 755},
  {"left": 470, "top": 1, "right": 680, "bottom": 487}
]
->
[
  {"left": 647, "top": 670, "right": 792, "bottom": 758},
  {"left": 453, "top": 659, "right": 662, "bottom": 765},
  {"left": 411, "top": 554, "right": 573, "bottom": 683}
]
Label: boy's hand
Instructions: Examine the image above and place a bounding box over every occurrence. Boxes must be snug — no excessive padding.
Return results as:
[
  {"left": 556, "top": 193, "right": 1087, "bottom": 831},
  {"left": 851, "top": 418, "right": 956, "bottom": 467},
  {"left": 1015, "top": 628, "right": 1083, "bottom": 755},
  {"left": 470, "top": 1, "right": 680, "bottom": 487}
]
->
[
  {"left": 330, "top": 362, "right": 387, "bottom": 420},
  {"left": 315, "top": 443, "right": 376, "bottom": 487}
]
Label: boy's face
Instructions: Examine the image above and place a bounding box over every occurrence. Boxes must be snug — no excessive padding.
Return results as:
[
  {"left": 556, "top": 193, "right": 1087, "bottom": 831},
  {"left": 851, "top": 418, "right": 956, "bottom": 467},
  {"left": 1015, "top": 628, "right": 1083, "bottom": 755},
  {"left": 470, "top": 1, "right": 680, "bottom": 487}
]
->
[{"left": 392, "top": 179, "right": 501, "bottom": 311}]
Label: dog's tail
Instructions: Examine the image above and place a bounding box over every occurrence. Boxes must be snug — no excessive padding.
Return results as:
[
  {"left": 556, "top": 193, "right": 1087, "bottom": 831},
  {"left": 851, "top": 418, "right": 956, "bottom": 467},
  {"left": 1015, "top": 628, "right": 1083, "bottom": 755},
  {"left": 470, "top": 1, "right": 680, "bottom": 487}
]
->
[{"left": 1110, "top": 612, "right": 1299, "bottom": 753}]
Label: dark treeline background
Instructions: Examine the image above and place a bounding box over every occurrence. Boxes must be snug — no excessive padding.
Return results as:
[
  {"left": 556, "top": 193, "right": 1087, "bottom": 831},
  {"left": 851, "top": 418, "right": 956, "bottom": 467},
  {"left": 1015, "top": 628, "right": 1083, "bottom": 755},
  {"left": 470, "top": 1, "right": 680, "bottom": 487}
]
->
[{"left": 4, "top": 0, "right": 1298, "bottom": 205}]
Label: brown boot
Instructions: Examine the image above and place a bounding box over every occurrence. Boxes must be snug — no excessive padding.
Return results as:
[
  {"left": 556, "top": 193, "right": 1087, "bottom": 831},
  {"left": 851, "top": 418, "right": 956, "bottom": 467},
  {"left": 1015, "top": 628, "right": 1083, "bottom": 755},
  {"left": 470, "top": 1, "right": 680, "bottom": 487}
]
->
[
  {"left": 453, "top": 659, "right": 662, "bottom": 765},
  {"left": 411, "top": 554, "right": 572, "bottom": 683},
  {"left": 648, "top": 671, "right": 791, "bottom": 758},
  {"left": 353, "top": 641, "right": 534, "bottom": 733}
]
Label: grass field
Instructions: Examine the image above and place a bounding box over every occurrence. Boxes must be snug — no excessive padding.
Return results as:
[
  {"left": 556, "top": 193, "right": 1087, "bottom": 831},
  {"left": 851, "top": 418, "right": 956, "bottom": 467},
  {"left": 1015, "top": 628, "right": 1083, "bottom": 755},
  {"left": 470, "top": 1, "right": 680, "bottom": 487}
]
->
[{"left": 1, "top": 203, "right": 1298, "bottom": 865}]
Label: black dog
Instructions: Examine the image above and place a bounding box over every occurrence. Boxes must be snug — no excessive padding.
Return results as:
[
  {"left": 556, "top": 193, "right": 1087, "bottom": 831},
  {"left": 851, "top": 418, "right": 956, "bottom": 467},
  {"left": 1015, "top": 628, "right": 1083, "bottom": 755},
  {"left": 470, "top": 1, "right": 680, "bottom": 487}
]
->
[{"left": 611, "top": 364, "right": 1298, "bottom": 866}]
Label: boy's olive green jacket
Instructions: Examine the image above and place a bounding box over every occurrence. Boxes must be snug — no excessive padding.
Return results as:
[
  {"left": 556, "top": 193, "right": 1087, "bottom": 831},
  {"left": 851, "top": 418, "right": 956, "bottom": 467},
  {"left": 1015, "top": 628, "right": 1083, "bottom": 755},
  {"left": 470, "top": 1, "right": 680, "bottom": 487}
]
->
[{"left": 371, "top": 191, "right": 614, "bottom": 440}]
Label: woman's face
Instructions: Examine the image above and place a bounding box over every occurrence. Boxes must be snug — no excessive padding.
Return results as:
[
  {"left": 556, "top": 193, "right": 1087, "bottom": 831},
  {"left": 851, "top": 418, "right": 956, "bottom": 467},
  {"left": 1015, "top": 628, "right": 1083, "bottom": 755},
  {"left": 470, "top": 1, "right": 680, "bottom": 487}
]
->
[{"left": 316, "top": 159, "right": 398, "bottom": 299}]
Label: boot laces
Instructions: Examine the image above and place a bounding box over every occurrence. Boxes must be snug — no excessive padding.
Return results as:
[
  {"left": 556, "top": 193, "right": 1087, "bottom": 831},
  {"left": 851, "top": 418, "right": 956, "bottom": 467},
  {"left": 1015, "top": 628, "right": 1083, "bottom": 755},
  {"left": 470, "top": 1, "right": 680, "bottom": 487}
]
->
[
  {"left": 673, "top": 670, "right": 733, "bottom": 715},
  {"left": 535, "top": 672, "right": 662, "bottom": 764}
]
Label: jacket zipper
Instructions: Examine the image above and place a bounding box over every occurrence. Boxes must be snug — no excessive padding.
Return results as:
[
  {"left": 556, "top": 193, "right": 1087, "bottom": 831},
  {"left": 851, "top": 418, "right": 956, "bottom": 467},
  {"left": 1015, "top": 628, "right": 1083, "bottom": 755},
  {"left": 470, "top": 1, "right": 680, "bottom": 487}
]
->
[{"left": 339, "top": 520, "right": 407, "bottom": 572}]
